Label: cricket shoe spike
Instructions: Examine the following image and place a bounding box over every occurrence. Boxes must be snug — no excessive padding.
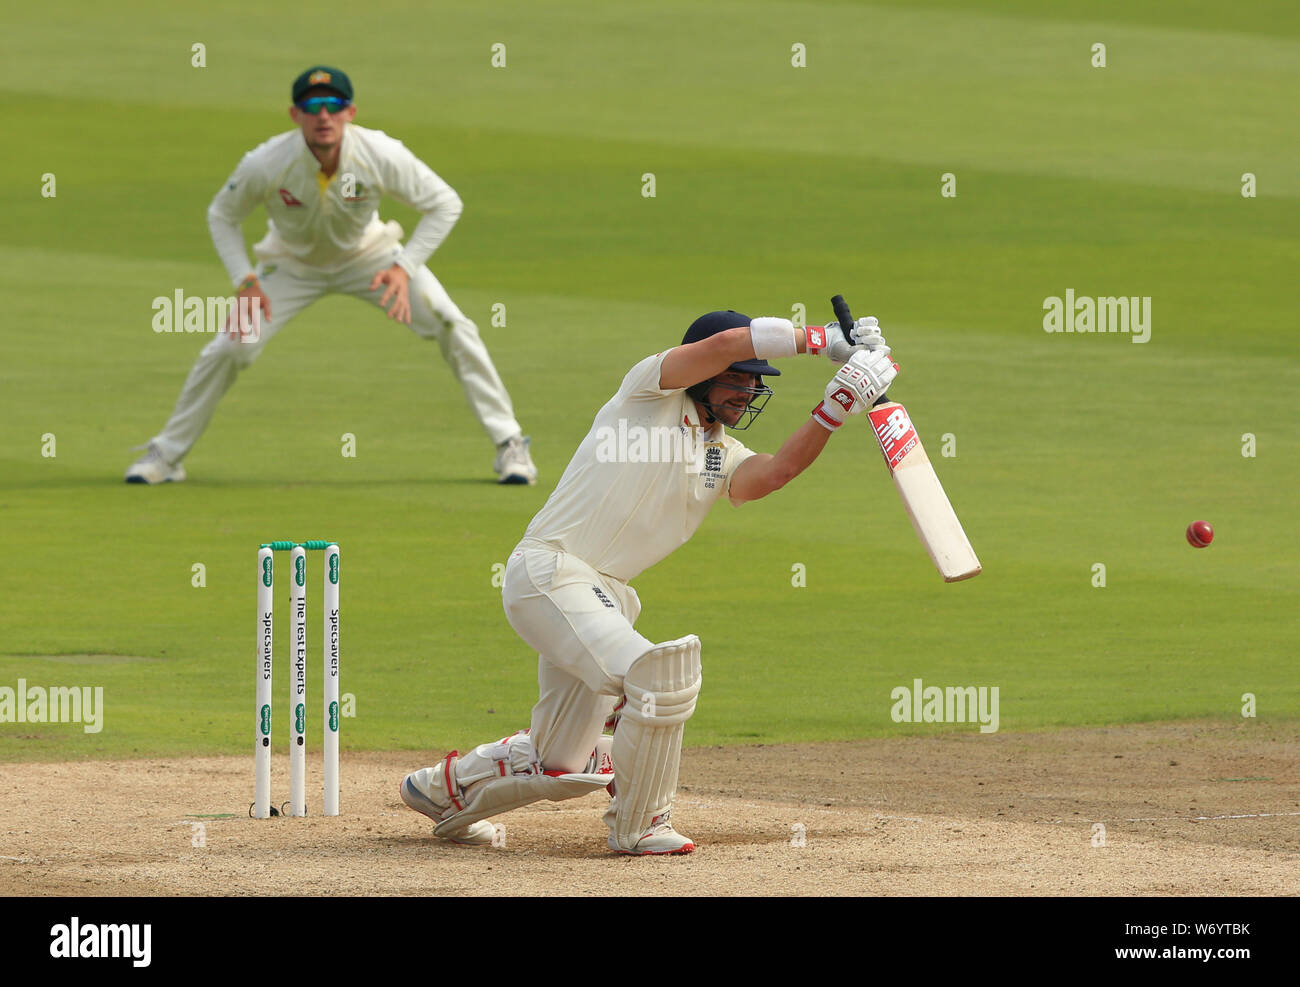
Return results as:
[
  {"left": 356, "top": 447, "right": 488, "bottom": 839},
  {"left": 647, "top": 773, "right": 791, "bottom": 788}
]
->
[
  {"left": 605, "top": 804, "right": 695, "bottom": 856},
  {"left": 401, "top": 753, "right": 496, "bottom": 846}
]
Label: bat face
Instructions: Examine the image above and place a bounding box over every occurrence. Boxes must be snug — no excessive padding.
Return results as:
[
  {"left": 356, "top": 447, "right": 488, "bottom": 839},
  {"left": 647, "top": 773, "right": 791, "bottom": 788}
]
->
[{"left": 868, "top": 401, "right": 981, "bottom": 582}]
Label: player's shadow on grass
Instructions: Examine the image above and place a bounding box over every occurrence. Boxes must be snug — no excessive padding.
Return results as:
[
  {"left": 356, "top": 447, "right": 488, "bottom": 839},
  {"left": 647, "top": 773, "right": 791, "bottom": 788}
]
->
[
  {"left": 197, "top": 476, "right": 513, "bottom": 488},
  {"left": 0, "top": 475, "right": 517, "bottom": 490}
]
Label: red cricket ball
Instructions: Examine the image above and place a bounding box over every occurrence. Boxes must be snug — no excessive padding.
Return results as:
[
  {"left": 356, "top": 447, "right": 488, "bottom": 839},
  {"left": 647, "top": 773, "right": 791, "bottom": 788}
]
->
[{"left": 1186, "top": 520, "right": 1214, "bottom": 548}]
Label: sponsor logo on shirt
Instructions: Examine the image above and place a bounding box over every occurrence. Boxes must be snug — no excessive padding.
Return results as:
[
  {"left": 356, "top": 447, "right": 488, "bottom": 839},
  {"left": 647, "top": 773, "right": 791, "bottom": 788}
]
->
[
  {"left": 278, "top": 188, "right": 304, "bottom": 207},
  {"left": 591, "top": 586, "right": 616, "bottom": 609}
]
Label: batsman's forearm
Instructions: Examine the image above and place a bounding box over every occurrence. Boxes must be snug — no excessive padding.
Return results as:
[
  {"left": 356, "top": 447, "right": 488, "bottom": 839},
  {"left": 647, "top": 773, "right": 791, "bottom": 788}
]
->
[
  {"left": 662, "top": 321, "right": 810, "bottom": 391},
  {"left": 770, "top": 419, "right": 832, "bottom": 487},
  {"left": 730, "top": 418, "right": 831, "bottom": 502},
  {"left": 721, "top": 323, "right": 813, "bottom": 364}
]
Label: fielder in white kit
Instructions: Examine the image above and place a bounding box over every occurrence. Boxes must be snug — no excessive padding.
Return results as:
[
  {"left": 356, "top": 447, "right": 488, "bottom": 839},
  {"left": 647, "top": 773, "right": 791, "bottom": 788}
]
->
[
  {"left": 401, "top": 309, "right": 896, "bottom": 853},
  {"left": 126, "top": 66, "right": 537, "bottom": 485}
]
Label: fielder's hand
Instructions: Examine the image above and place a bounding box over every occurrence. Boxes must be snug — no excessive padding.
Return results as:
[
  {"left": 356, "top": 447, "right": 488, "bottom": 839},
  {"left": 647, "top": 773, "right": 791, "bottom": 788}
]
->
[
  {"left": 370, "top": 264, "right": 412, "bottom": 324},
  {"left": 226, "top": 279, "right": 271, "bottom": 343},
  {"left": 810, "top": 349, "right": 898, "bottom": 431}
]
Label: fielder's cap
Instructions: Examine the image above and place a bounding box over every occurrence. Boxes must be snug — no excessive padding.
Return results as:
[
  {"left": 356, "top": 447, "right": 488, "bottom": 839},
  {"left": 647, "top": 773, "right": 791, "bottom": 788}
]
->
[
  {"left": 681, "top": 310, "right": 781, "bottom": 377},
  {"left": 292, "top": 66, "right": 353, "bottom": 103}
]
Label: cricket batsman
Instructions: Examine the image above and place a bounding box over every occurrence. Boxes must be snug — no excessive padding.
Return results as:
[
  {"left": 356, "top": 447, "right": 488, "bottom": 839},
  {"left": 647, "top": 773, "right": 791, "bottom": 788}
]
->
[
  {"left": 126, "top": 66, "right": 537, "bottom": 485},
  {"left": 401, "top": 308, "right": 895, "bottom": 853}
]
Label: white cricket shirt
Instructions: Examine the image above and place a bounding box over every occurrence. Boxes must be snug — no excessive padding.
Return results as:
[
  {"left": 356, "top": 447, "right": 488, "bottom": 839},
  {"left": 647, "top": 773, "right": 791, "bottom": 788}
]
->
[
  {"left": 207, "top": 124, "right": 462, "bottom": 284},
  {"left": 521, "top": 351, "right": 758, "bottom": 583}
]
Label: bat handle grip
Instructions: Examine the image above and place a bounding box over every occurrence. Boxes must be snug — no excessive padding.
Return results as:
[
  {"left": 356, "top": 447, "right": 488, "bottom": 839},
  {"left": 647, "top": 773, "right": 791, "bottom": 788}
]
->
[
  {"left": 831, "top": 293, "right": 891, "bottom": 406},
  {"left": 831, "top": 294, "right": 854, "bottom": 338}
]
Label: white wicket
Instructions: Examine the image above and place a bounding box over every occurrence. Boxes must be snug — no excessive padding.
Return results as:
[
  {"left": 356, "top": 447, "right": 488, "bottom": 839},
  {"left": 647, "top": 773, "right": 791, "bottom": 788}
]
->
[
  {"left": 254, "top": 547, "right": 274, "bottom": 819},
  {"left": 289, "top": 545, "right": 307, "bottom": 817},
  {"left": 323, "top": 544, "right": 340, "bottom": 816},
  {"left": 255, "top": 541, "right": 340, "bottom": 818}
]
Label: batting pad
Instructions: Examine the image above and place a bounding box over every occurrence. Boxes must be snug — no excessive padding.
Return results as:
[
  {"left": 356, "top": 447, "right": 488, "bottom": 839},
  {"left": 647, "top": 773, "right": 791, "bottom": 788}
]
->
[{"left": 611, "top": 635, "right": 702, "bottom": 850}]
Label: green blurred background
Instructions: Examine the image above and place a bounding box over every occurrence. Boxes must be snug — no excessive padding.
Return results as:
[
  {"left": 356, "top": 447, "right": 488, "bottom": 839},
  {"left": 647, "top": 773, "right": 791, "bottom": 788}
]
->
[{"left": 1, "top": 0, "right": 1296, "bottom": 759}]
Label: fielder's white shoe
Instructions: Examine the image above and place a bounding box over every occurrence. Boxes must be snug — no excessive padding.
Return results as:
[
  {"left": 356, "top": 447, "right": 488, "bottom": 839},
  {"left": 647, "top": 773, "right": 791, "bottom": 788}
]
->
[
  {"left": 494, "top": 435, "right": 537, "bottom": 486},
  {"left": 124, "top": 444, "right": 186, "bottom": 485},
  {"left": 606, "top": 807, "right": 696, "bottom": 856},
  {"left": 400, "top": 755, "right": 496, "bottom": 846}
]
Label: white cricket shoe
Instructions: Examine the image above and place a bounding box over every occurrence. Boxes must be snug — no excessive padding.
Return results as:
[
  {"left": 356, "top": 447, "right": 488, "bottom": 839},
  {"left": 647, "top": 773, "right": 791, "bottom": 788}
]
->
[
  {"left": 124, "top": 444, "right": 186, "bottom": 485},
  {"left": 494, "top": 435, "right": 537, "bottom": 486},
  {"left": 606, "top": 807, "right": 696, "bottom": 856},
  {"left": 400, "top": 756, "right": 496, "bottom": 846}
]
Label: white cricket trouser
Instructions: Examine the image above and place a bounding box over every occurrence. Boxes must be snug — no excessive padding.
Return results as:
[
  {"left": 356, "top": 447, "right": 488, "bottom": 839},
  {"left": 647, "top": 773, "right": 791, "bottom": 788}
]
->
[
  {"left": 499, "top": 543, "right": 656, "bottom": 774},
  {"left": 150, "top": 236, "right": 521, "bottom": 464}
]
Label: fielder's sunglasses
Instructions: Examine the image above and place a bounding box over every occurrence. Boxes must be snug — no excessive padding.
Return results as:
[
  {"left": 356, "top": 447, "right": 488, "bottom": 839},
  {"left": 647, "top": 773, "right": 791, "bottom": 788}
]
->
[{"left": 297, "top": 96, "right": 351, "bottom": 114}]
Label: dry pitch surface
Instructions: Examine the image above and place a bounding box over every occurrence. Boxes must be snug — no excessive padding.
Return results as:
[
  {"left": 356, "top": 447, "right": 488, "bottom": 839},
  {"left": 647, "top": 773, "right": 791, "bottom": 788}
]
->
[{"left": 2, "top": 720, "right": 1295, "bottom": 896}]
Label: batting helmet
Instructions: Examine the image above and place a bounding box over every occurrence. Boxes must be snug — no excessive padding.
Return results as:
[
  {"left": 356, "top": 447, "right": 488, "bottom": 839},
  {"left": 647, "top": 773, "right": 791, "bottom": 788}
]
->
[{"left": 680, "top": 310, "right": 778, "bottom": 430}]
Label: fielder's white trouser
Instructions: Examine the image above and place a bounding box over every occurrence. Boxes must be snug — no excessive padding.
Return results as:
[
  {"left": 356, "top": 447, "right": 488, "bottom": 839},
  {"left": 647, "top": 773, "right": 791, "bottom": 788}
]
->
[
  {"left": 150, "top": 232, "right": 521, "bottom": 464},
  {"left": 503, "top": 544, "right": 656, "bottom": 774}
]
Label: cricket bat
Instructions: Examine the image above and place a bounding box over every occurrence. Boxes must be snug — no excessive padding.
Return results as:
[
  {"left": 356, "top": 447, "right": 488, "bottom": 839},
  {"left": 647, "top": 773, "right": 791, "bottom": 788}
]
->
[{"left": 832, "top": 294, "right": 981, "bottom": 582}]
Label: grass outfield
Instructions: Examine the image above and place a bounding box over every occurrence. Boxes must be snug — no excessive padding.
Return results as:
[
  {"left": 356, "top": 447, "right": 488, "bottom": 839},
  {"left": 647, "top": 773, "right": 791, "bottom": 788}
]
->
[{"left": 0, "top": 1, "right": 1296, "bottom": 761}]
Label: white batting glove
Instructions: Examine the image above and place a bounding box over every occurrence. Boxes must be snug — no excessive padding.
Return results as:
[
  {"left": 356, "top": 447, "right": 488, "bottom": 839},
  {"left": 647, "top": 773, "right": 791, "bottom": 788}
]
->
[
  {"left": 808, "top": 319, "right": 889, "bottom": 364},
  {"left": 810, "top": 350, "right": 898, "bottom": 431},
  {"left": 850, "top": 316, "right": 889, "bottom": 355},
  {"left": 803, "top": 323, "right": 832, "bottom": 357},
  {"left": 804, "top": 322, "right": 856, "bottom": 364}
]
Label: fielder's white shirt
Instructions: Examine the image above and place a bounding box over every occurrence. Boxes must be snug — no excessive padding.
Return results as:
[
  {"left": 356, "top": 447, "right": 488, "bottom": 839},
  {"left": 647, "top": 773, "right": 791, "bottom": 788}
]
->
[
  {"left": 521, "top": 350, "right": 757, "bottom": 582},
  {"left": 207, "top": 124, "right": 462, "bottom": 283}
]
